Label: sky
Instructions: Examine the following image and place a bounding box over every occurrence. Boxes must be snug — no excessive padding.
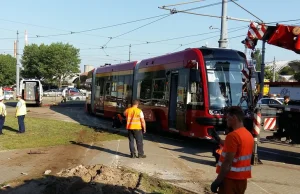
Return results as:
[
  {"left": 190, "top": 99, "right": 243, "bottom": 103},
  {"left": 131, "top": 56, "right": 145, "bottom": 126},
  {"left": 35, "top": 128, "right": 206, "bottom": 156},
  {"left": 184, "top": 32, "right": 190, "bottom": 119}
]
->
[{"left": 0, "top": 0, "right": 299, "bottom": 72}]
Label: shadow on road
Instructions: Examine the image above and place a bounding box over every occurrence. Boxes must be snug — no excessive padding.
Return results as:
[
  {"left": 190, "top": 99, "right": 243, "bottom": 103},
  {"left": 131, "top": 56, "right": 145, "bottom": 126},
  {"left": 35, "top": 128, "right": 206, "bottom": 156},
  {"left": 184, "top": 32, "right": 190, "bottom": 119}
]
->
[
  {"left": 70, "top": 141, "right": 130, "bottom": 158},
  {"left": 258, "top": 146, "right": 300, "bottom": 165},
  {"left": 0, "top": 175, "right": 149, "bottom": 194},
  {"left": 47, "top": 102, "right": 300, "bottom": 167},
  {"left": 179, "top": 155, "right": 216, "bottom": 167}
]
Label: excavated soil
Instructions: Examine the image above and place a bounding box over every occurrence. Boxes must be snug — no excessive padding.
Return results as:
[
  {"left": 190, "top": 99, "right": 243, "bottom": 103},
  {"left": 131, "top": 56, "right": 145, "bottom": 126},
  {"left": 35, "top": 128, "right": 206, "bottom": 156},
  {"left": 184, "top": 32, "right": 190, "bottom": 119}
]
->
[{"left": 1, "top": 164, "right": 192, "bottom": 194}]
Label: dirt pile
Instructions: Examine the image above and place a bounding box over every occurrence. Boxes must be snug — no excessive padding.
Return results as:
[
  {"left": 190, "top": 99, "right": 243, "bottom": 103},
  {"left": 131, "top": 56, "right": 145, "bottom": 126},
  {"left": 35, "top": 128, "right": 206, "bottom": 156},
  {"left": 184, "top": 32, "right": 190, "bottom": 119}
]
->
[
  {"left": 2, "top": 164, "right": 193, "bottom": 194},
  {"left": 57, "top": 164, "right": 140, "bottom": 193}
]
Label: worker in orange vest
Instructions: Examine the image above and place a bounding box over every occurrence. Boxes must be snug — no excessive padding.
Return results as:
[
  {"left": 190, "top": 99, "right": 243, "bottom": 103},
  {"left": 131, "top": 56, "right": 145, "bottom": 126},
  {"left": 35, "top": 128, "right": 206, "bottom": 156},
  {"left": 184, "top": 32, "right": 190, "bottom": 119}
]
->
[
  {"left": 211, "top": 106, "right": 254, "bottom": 194},
  {"left": 124, "top": 99, "right": 146, "bottom": 158}
]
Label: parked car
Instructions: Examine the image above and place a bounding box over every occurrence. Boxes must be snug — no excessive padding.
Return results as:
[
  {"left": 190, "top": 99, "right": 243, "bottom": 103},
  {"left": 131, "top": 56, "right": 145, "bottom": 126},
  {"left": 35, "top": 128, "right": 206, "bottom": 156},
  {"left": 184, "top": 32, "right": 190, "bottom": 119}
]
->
[
  {"left": 62, "top": 88, "right": 81, "bottom": 97},
  {"left": 256, "top": 97, "right": 283, "bottom": 108},
  {"left": 4, "top": 91, "right": 14, "bottom": 100},
  {"left": 43, "top": 89, "right": 62, "bottom": 97},
  {"left": 68, "top": 93, "right": 86, "bottom": 101}
]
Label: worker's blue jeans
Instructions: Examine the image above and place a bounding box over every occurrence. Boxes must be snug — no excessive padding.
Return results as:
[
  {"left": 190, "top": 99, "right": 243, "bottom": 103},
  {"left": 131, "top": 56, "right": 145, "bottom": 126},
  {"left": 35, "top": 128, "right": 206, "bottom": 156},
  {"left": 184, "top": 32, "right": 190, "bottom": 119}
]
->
[
  {"left": 0, "top": 116, "right": 5, "bottom": 133},
  {"left": 17, "top": 115, "right": 25, "bottom": 133},
  {"left": 128, "top": 129, "right": 144, "bottom": 156}
]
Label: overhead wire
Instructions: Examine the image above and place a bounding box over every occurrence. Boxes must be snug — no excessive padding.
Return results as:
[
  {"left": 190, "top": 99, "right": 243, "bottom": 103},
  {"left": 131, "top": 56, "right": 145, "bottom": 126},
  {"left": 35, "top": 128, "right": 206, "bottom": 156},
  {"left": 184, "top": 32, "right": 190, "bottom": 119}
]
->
[
  {"left": 229, "top": 0, "right": 263, "bottom": 22},
  {"left": 161, "top": 0, "right": 204, "bottom": 8},
  {"left": 0, "top": 18, "right": 69, "bottom": 32}
]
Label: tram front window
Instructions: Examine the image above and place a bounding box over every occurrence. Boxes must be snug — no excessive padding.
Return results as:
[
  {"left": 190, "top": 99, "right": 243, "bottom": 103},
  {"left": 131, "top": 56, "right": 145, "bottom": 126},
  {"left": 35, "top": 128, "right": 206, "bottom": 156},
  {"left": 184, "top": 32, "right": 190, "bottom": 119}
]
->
[{"left": 206, "top": 60, "right": 244, "bottom": 109}]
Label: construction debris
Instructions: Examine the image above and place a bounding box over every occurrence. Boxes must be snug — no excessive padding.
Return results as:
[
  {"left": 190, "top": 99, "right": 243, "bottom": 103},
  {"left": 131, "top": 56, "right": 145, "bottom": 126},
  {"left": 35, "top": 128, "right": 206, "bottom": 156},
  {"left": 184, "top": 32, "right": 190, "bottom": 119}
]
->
[
  {"left": 44, "top": 170, "right": 51, "bottom": 175},
  {"left": 4, "top": 165, "right": 192, "bottom": 194}
]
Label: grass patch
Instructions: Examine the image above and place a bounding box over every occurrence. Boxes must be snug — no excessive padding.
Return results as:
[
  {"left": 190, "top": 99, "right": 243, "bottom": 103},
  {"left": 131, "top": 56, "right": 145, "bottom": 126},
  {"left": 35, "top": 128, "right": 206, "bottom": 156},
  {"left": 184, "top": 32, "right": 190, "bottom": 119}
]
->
[
  {"left": 0, "top": 116, "right": 124, "bottom": 150},
  {"left": 140, "top": 173, "right": 192, "bottom": 194}
]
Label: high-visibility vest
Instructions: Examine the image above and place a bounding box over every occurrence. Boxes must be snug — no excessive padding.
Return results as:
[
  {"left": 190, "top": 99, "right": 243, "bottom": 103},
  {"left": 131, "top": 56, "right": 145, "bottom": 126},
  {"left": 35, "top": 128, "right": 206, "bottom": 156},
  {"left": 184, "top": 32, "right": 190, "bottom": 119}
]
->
[
  {"left": 216, "top": 145, "right": 223, "bottom": 155},
  {"left": 16, "top": 99, "right": 27, "bottom": 116},
  {"left": 125, "top": 107, "right": 142, "bottom": 130},
  {"left": 216, "top": 127, "right": 254, "bottom": 180},
  {"left": 0, "top": 102, "right": 7, "bottom": 117}
]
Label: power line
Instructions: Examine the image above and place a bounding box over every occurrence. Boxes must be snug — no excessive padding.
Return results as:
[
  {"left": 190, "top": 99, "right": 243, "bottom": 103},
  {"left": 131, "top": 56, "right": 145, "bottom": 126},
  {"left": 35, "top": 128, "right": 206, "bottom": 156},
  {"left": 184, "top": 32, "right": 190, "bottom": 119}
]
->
[
  {"left": 266, "top": 19, "right": 300, "bottom": 24},
  {"left": 101, "top": 14, "right": 172, "bottom": 47},
  {"left": 161, "top": 0, "right": 204, "bottom": 8},
  {"left": 76, "top": 14, "right": 169, "bottom": 34},
  {"left": 183, "top": 26, "right": 248, "bottom": 46},
  {"left": 230, "top": 0, "right": 263, "bottom": 22},
  {"left": 0, "top": 18, "right": 69, "bottom": 32},
  {"left": 113, "top": 15, "right": 171, "bottom": 39},
  {"left": 77, "top": 25, "right": 248, "bottom": 51}
]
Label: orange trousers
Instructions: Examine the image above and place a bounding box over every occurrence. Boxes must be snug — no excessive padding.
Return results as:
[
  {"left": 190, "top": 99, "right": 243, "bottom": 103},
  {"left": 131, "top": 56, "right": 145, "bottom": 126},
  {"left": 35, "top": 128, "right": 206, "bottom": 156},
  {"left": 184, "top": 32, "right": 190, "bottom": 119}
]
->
[{"left": 218, "top": 178, "right": 247, "bottom": 194}]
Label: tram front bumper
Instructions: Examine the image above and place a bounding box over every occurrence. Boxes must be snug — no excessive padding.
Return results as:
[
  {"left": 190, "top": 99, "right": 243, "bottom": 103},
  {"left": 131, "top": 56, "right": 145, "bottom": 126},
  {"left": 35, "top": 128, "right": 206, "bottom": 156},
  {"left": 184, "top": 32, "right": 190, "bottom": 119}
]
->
[{"left": 195, "top": 117, "right": 226, "bottom": 127}]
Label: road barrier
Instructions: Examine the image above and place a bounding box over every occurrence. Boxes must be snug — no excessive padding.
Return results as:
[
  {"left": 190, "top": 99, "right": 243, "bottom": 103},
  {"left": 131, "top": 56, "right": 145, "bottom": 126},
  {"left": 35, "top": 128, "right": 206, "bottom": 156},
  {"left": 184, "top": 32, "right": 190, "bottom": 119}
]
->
[{"left": 252, "top": 108, "right": 263, "bottom": 165}]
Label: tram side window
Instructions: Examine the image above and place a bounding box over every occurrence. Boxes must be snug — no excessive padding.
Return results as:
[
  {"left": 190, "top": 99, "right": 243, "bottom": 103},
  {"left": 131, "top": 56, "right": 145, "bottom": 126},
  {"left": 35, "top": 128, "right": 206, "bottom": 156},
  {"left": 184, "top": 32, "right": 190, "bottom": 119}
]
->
[
  {"left": 111, "top": 76, "right": 117, "bottom": 98},
  {"left": 189, "top": 69, "right": 204, "bottom": 108},
  {"left": 124, "top": 75, "right": 132, "bottom": 106},
  {"left": 105, "top": 82, "right": 111, "bottom": 96},
  {"left": 139, "top": 80, "right": 152, "bottom": 100},
  {"left": 99, "top": 78, "right": 104, "bottom": 96},
  {"left": 152, "top": 79, "right": 166, "bottom": 99},
  {"left": 117, "top": 75, "right": 124, "bottom": 99},
  {"left": 95, "top": 78, "right": 101, "bottom": 98}
]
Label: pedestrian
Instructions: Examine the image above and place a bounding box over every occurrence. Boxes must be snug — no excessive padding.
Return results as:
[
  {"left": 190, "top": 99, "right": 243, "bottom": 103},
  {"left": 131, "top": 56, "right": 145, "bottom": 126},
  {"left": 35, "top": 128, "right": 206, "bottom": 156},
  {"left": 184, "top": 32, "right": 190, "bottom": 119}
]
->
[
  {"left": 0, "top": 96, "right": 7, "bottom": 135},
  {"left": 211, "top": 106, "right": 254, "bottom": 194},
  {"left": 282, "top": 95, "right": 292, "bottom": 143},
  {"left": 15, "top": 94, "right": 27, "bottom": 133},
  {"left": 283, "top": 95, "right": 290, "bottom": 105},
  {"left": 123, "top": 99, "right": 146, "bottom": 158}
]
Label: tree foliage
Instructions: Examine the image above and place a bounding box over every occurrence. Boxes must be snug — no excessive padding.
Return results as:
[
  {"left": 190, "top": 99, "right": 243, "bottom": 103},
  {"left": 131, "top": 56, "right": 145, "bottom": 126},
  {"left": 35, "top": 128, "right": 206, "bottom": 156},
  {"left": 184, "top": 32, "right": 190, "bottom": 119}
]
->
[
  {"left": 21, "top": 43, "right": 81, "bottom": 87},
  {"left": 279, "top": 66, "right": 295, "bottom": 75},
  {"left": 0, "top": 54, "right": 17, "bottom": 86},
  {"left": 294, "top": 72, "right": 300, "bottom": 82},
  {"left": 264, "top": 66, "right": 279, "bottom": 81},
  {"left": 287, "top": 60, "right": 300, "bottom": 73},
  {"left": 252, "top": 49, "right": 262, "bottom": 71}
]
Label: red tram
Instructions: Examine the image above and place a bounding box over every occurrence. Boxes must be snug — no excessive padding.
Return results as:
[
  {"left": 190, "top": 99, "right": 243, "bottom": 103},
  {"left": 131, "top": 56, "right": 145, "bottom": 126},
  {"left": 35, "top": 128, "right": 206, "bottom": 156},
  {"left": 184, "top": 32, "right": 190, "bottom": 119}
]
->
[{"left": 86, "top": 47, "right": 251, "bottom": 139}]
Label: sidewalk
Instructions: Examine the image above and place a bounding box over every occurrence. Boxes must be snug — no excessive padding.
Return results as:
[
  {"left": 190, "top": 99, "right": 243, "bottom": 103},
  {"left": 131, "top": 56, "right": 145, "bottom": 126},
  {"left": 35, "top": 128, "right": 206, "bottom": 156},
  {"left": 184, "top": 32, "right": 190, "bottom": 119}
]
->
[{"left": 79, "top": 134, "right": 300, "bottom": 194}]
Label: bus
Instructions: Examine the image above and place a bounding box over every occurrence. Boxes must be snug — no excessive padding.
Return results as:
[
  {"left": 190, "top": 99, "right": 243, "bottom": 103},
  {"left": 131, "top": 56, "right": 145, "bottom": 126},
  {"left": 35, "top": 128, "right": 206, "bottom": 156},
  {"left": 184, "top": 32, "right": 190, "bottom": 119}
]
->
[
  {"left": 20, "top": 79, "right": 43, "bottom": 106},
  {"left": 86, "top": 47, "right": 251, "bottom": 139}
]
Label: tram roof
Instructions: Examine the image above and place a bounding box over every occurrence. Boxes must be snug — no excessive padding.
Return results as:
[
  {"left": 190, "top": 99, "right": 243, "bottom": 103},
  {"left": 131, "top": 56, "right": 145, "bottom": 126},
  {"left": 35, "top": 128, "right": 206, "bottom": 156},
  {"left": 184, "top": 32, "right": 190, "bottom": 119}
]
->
[{"left": 95, "top": 61, "right": 137, "bottom": 74}]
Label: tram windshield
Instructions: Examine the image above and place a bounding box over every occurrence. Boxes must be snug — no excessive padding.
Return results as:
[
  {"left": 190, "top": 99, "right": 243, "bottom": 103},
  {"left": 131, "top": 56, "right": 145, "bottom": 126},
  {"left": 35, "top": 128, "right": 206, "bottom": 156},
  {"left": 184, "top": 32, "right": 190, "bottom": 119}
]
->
[{"left": 206, "top": 60, "right": 244, "bottom": 109}]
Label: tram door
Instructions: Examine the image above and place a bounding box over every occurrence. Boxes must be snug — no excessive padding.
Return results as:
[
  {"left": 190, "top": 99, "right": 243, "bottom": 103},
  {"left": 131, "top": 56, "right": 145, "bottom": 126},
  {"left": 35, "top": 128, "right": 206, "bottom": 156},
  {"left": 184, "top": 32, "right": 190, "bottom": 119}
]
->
[{"left": 168, "top": 69, "right": 188, "bottom": 131}]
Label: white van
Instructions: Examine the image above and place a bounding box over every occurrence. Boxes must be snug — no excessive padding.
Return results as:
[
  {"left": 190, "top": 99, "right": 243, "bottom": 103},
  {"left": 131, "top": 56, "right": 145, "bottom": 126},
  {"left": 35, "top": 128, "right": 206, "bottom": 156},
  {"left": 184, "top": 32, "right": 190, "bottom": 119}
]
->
[{"left": 19, "top": 79, "right": 43, "bottom": 106}]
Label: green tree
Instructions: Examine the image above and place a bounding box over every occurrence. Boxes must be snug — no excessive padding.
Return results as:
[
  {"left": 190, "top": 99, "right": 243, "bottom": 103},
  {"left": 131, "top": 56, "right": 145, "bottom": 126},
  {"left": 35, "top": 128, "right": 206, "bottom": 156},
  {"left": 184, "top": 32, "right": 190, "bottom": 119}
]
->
[
  {"left": 21, "top": 44, "right": 44, "bottom": 79},
  {"left": 252, "top": 49, "right": 262, "bottom": 71},
  {"left": 21, "top": 42, "right": 81, "bottom": 87},
  {"left": 264, "top": 66, "right": 279, "bottom": 81},
  {"left": 0, "top": 54, "right": 17, "bottom": 86},
  {"left": 279, "top": 66, "right": 295, "bottom": 75},
  {"left": 287, "top": 60, "right": 300, "bottom": 73},
  {"left": 294, "top": 72, "right": 300, "bottom": 82}
]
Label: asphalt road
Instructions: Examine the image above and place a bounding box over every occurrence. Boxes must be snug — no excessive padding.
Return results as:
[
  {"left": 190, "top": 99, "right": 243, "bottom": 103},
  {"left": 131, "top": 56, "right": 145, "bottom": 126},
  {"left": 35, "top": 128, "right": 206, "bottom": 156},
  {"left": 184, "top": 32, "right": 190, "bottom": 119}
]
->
[{"left": 5, "top": 101, "right": 300, "bottom": 166}]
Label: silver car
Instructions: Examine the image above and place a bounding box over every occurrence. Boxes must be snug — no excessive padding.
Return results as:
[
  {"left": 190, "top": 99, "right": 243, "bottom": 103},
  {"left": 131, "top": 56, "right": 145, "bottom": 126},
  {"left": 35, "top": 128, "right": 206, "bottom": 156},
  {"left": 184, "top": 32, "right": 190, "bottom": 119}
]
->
[
  {"left": 256, "top": 97, "right": 283, "bottom": 108},
  {"left": 43, "top": 89, "right": 62, "bottom": 97},
  {"left": 68, "top": 93, "right": 86, "bottom": 101},
  {"left": 4, "top": 91, "right": 14, "bottom": 100}
]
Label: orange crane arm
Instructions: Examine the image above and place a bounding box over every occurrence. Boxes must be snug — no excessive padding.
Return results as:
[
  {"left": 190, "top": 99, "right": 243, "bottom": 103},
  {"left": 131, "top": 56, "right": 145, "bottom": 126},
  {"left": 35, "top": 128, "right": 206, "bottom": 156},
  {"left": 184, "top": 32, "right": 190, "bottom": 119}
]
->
[{"left": 242, "top": 22, "right": 300, "bottom": 54}]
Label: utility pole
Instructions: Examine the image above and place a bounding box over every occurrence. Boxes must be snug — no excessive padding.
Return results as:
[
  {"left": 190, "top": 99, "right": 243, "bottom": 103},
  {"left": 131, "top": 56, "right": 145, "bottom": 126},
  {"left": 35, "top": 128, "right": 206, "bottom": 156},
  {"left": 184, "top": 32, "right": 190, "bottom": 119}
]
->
[
  {"left": 16, "top": 31, "right": 20, "bottom": 96},
  {"left": 218, "top": 0, "right": 228, "bottom": 48},
  {"left": 273, "top": 57, "right": 276, "bottom": 82},
  {"left": 129, "top": 44, "right": 131, "bottom": 62},
  {"left": 260, "top": 41, "right": 266, "bottom": 98},
  {"left": 25, "top": 30, "right": 28, "bottom": 46}
]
